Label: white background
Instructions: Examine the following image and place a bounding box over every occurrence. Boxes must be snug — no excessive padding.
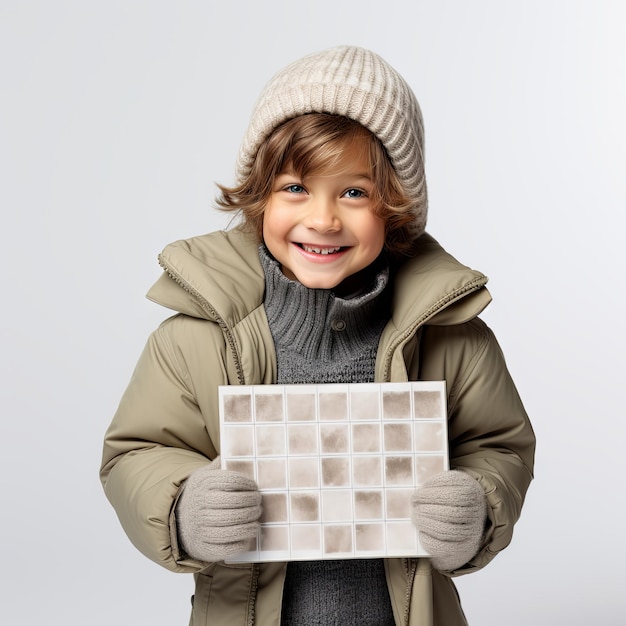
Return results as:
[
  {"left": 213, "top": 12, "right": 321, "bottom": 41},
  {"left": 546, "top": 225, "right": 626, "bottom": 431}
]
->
[{"left": 1, "top": 1, "right": 624, "bottom": 624}]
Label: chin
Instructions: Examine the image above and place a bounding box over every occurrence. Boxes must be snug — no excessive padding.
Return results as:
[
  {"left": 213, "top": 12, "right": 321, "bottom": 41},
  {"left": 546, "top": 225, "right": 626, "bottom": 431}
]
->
[{"left": 296, "top": 276, "right": 342, "bottom": 290}]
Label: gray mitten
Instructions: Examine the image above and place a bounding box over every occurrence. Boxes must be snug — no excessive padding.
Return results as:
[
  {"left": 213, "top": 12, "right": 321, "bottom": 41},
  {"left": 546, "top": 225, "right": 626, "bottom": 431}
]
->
[
  {"left": 411, "top": 470, "right": 487, "bottom": 571},
  {"left": 176, "top": 456, "right": 262, "bottom": 562}
]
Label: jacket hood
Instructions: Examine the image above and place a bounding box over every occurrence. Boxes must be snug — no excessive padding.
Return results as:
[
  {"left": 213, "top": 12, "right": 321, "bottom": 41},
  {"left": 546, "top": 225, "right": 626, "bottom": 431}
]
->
[{"left": 146, "top": 227, "right": 491, "bottom": 329}]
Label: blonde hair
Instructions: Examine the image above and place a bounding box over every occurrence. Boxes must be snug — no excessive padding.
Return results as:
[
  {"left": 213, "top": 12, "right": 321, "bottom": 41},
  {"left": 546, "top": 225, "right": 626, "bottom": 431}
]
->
[{"left": 216, "top": 114, "right": 421, "bottom": 258}]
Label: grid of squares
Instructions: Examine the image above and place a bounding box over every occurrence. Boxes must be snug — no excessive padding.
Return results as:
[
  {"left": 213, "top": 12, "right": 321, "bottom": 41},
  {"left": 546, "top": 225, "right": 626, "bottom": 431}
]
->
[{"left": 219, "top": 381, "right": 448, "bottom": 562}]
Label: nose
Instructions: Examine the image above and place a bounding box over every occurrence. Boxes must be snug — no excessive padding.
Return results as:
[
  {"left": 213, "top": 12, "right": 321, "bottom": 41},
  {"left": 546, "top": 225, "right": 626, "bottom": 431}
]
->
[{"left": 303, "top": 197, "right": 341, "bottom": 233}]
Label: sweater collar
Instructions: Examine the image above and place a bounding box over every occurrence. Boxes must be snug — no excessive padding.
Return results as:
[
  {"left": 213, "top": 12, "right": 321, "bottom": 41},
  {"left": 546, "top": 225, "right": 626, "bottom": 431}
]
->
[{"left": 259, "top": 245, "right": 391, "bottom": 359}]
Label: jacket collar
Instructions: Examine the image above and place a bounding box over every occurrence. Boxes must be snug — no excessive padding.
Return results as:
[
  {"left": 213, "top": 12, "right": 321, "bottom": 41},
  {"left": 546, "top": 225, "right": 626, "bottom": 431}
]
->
[
  {"left": 146, "top": 227, "right": 490, "bottom": 331},
  {"left": 147, "top": 227, "right": 265, "bottom": 327}
]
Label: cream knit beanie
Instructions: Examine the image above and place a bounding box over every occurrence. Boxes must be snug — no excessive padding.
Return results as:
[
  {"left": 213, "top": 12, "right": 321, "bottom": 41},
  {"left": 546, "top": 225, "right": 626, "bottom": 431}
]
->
[{"left": 236, "top": 45, "right": 428, "bottom": 238}]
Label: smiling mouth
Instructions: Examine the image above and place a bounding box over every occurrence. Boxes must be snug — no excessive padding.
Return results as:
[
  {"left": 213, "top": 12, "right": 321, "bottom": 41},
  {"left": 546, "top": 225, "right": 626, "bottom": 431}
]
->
[{"left": 298, "top": 244, "right": 345, "bottom": 255}]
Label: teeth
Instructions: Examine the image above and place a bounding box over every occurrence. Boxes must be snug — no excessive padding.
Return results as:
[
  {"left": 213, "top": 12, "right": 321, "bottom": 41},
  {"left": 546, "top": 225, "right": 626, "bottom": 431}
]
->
[{"left": 302, "top": 245, "right": 341, "bottom": 255}]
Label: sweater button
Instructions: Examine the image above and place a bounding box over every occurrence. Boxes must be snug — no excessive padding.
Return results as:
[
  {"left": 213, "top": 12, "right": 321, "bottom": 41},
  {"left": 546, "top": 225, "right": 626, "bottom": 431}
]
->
[{"left": 331, "top": 319, "right": 346, "bottom": 331}]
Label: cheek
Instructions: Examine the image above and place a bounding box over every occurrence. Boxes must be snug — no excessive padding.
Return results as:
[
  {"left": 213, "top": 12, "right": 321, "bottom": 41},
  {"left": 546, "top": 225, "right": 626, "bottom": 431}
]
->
[
  {"left": 366, "top": 217, "right": 386, "bottom": 252},
  {"left": 261, "top": 207, "right": 276, "bottom": 241},
  {"left": 263, "top": 204, "right": 287, "bottom": 236},
  {"left": 262, "top": 206, "right": 290, "bottom": 254}
]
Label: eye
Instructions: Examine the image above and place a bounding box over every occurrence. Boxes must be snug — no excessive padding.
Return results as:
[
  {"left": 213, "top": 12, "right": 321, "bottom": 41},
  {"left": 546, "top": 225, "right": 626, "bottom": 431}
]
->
[
  {"left": 343, "top": 188, "right": 367, "bottom": 199},
  {"left": 284, "top": 184, "right": 306, "bottom": 194}
]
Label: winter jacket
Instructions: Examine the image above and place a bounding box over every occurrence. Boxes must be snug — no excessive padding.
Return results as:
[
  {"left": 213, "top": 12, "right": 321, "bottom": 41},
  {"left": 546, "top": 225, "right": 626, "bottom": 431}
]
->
[{"left": 100, "top": 226, "right": 535, "bottom": 626}]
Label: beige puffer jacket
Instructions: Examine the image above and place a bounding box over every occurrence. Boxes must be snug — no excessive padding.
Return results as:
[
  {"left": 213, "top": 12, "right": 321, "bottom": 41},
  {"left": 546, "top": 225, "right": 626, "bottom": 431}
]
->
[{"left": 100, "top": 227, "right": 535, "bottom": 626}]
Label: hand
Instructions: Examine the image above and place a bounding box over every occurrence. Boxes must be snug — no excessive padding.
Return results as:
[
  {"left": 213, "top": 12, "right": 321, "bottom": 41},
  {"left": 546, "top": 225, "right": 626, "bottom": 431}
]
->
[
  {"left": 176, "top": 456, "right": 262, "bottom": 562},
  {"left": 411, "top": 470, "right": 487, "bottom": 571}
]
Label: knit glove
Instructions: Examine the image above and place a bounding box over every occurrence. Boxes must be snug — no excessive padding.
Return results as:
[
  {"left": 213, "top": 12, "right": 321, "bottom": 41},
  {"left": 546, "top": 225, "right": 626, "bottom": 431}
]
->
[
  {"left": 411, "top": 470, "right": 488, "bottom": 572},
  {"left": 176, "top": 456, "right": 262, "bottom": 562}
]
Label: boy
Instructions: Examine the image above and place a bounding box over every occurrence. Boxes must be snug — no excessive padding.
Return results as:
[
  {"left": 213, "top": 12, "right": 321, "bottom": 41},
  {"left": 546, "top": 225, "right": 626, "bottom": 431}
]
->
[{"left": 101, "top": 45, "right": 535, "bottom": 625}]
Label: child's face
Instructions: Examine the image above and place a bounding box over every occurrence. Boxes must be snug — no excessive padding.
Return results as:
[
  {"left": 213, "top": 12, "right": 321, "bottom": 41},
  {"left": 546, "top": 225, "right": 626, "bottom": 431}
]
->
[{"left": 262, "top": 138, "right": 385, "bottom": 290}]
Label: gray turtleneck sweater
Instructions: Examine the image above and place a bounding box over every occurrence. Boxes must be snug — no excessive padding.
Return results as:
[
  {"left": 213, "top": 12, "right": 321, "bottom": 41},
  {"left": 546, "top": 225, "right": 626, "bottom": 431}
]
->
[{"left": 260, "top": 245, "right": 396, "bottom": 626}]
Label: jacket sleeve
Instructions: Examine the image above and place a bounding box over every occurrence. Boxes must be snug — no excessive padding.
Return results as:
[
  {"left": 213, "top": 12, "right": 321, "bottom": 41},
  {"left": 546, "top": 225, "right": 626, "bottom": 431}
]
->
[
  {"left": 100, "top": 315, "right": 227, "bottom": 573},
  {"left": 418, "top": 318, "right": 536, "bottom": 576}
]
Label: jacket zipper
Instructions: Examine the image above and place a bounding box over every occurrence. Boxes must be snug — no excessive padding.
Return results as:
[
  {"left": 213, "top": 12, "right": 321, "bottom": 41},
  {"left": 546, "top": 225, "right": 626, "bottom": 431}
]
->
[
  {"left": 388, "top": 279, "right": 485, "bottom": 623},
  {"left": 403, "top": 558, "right": 417, "bottom": 626},
  {"left": 247, "top": 564, "right": 260, "bottom": 626},
  {"left": 158, "top": 255, "right": 246, "bottom": 385},
  {"left": 381, "top": 277, "right": 488, "bottom": 381},
  {"left": 160, "top": 256, "right": 263, "bottom": 623}
]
